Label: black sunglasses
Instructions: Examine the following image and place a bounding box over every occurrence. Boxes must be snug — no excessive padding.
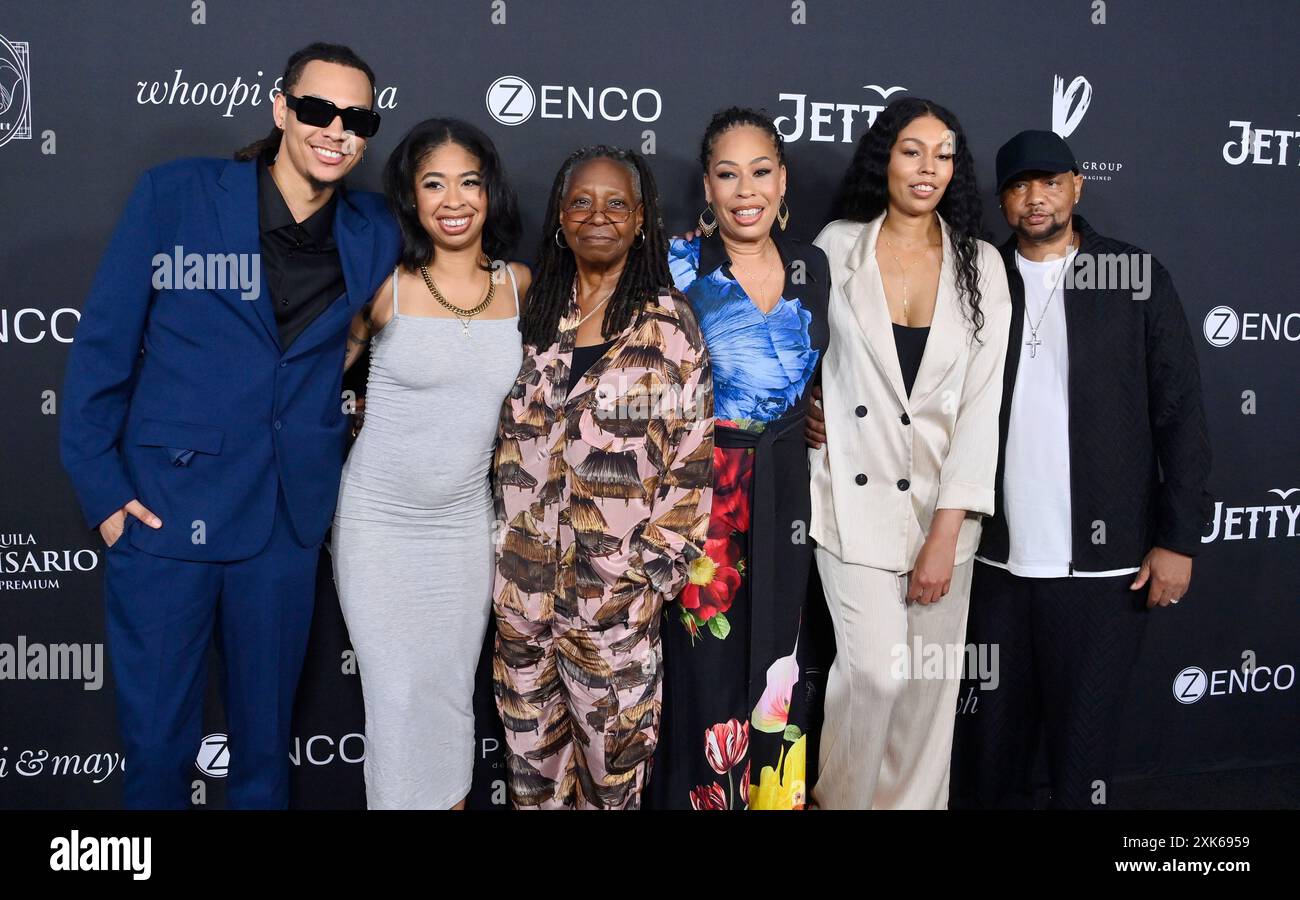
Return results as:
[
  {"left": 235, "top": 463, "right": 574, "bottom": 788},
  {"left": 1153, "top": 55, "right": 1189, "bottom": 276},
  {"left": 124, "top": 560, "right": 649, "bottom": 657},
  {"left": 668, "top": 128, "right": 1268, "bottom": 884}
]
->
[{"left": 284, "top": 94, "right": 381, "bottom": 138}]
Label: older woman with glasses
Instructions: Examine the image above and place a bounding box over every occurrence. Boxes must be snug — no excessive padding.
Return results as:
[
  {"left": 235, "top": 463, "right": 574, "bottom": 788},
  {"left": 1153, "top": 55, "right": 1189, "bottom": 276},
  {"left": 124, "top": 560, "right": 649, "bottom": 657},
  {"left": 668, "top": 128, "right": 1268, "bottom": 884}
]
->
[{"left": 491, "top": 145, "right": 715, "bottom": 809}]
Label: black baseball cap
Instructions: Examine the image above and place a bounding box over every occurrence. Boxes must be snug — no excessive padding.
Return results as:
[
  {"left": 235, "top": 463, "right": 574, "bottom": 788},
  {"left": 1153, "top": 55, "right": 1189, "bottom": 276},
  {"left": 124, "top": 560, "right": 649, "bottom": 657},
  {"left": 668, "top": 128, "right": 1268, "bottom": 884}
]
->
[{"left": 995, "top": 130, "right": 1079, "bottom": 194}]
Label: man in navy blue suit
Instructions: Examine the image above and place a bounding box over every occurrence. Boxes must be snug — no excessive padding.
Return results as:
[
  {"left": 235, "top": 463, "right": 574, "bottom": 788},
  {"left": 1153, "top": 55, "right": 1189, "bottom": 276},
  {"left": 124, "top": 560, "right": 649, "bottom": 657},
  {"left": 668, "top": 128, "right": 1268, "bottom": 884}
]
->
[{"left": 60, "top": 43, "right": 399, "bottom": 808}]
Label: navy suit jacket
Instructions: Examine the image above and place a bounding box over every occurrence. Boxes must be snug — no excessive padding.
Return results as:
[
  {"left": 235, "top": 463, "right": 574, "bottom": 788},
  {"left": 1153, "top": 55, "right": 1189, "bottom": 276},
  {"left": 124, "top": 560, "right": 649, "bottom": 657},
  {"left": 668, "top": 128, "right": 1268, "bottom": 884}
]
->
[{"left": 60, "top": 157, "right": 399, "bottom": 560}]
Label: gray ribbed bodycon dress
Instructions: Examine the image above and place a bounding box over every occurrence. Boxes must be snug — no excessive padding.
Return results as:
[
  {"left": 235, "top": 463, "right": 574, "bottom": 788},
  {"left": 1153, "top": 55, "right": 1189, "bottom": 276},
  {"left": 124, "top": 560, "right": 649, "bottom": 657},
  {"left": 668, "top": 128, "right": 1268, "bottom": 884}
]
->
[{"left": 331, "top": 265, "right": 522, "bottom": 809}]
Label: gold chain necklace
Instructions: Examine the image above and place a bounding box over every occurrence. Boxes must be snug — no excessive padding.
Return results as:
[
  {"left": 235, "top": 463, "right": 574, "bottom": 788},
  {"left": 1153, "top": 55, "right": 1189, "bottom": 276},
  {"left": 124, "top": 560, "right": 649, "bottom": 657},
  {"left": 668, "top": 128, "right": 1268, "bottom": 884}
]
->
[
  {"left": 419, "top": 262, "right": 495, "bottom": 338},
  {"left": 729, "top": 241, "right": 782, "bottom": 309},
  {"left": 879, "top": 233, "right": 939, "bottom": 322}
]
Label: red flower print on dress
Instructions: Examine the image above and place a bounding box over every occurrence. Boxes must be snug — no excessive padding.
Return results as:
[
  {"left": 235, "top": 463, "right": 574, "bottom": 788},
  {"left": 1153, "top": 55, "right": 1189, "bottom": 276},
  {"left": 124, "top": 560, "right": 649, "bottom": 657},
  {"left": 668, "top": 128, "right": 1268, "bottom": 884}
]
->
[
  {"left": 707, "top": 445, "right": 753, "bottom": 540},
  {"left": 704, "top": 718, "right": 750, "bottom": 775},
  {"left": 689, "top": 782, "right": 727, "bottom": 810},
  {"left": 679, "top": 535, "right": 741, "bottom": 623}
]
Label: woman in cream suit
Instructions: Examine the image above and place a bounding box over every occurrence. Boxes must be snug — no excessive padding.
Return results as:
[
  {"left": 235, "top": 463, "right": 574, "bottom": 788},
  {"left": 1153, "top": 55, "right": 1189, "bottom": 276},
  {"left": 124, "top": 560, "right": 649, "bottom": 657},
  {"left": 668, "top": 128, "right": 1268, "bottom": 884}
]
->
[{"left": 809, "top": 98, "right": 1010, "bottom": 809}]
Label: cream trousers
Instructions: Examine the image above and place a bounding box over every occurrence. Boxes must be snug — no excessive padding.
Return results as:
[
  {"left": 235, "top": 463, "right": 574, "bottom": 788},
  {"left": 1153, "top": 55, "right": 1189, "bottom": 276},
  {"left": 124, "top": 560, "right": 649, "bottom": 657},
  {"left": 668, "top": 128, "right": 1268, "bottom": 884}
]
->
[{"left": 813, "top": 545, "right": 973, "bottom": 810}]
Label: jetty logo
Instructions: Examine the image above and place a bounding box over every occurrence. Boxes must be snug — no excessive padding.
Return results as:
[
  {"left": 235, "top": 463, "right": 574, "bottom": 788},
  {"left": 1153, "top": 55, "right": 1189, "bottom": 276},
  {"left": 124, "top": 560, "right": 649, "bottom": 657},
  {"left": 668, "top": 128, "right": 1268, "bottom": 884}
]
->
[
  {"left": 0, "top": 33, "right": 32, "bottom": 148},
  {"left": 774, "top": 83, "right": 908, "bottom": 143}
]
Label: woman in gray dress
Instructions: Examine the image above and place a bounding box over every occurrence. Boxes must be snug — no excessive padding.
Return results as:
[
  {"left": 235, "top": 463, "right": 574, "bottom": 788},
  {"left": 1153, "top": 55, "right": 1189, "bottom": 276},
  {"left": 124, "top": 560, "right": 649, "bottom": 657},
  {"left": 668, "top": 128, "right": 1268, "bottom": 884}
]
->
[{"left": 335, "top": 119, "right": 528, "bottom": 809}]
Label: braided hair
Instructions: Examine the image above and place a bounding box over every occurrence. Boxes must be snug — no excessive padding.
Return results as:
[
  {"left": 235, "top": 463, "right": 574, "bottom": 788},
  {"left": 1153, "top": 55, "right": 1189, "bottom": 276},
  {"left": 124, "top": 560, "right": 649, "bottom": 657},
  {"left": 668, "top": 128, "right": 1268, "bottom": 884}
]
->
[
  {"left": 520, "top": 145, "right": 672, "bottom": 350},
  {"left": 698, "top": 106, "right": 786, "bottom": 171}
]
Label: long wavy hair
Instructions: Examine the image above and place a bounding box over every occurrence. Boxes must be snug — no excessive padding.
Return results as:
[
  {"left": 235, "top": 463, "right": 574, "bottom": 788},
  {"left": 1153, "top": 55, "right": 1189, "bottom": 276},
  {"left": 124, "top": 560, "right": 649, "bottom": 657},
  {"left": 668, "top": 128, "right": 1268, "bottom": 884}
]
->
[
  {"left": 233, "top": 43, "right": 376, "bottom": 162},
  {"left": 519, "top": 145, "right": 671, "bottom": 350},
  {"left": 835, "top": 97, "right": 987, "bottom": 338}
]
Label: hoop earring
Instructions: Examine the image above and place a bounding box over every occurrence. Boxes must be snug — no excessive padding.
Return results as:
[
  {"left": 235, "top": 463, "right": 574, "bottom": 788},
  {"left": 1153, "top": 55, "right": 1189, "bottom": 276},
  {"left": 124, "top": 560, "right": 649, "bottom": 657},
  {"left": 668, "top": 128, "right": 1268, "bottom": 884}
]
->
[
  {"left": 697, "top": 204, "right": 718, "bottom": 238},
  {"left": 776, "top": 196, "right": 791, "bottom": 232},
  {"left": 632, "top": 228, "right": 646, "bottom": 249},
  {"left": 555, "top": 227, "right": 567, "bottom": 249}
]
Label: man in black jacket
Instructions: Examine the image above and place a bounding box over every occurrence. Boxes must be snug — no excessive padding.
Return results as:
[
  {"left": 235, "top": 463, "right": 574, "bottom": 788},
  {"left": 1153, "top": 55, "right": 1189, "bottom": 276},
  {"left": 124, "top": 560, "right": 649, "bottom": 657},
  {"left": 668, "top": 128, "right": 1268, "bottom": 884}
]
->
[{"left": 950, "top": 130, "right": 1213, "bottom": 808}]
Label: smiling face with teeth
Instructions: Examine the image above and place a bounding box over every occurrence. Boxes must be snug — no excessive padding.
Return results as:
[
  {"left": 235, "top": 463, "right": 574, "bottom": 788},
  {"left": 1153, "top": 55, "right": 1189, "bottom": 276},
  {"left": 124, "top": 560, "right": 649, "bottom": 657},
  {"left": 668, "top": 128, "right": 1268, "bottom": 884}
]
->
[
  {"left": 272, "top": 59, "right": 373, "bottom": 192},
  {"left": 413, "top": 141, "right": 489, "bottom": 254},
  {"left": 887, "top": 114, "right": 956, "bottom": 217},
  {"left": 703, "top": 124, "right": 788, "bottom": 242}
]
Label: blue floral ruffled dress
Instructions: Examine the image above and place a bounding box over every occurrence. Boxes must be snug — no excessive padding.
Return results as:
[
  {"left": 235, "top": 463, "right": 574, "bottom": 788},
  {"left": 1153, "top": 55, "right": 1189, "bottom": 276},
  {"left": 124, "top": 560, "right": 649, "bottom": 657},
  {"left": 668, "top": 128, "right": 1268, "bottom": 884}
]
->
[
  {"left": 646, "top": 235, "right": 829, "bottom": 810},
  {"left": 667, "top": 236, "right": 819, "bottom": 431}
]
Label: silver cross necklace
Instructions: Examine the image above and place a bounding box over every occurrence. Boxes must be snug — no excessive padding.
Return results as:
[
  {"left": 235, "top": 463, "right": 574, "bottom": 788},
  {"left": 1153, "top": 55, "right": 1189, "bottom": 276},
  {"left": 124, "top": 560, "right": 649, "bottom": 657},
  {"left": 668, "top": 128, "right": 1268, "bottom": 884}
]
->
[{"left": 1016, "top": 234, "right": 1076, "bottom": 359}]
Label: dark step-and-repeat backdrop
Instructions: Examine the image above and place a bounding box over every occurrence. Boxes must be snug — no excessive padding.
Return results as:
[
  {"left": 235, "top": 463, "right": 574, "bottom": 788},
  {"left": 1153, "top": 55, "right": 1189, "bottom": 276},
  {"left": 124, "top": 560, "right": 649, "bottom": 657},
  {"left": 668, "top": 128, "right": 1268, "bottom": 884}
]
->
[{"left": 1, "top": 1, "right": 1296, "bottom": 809}]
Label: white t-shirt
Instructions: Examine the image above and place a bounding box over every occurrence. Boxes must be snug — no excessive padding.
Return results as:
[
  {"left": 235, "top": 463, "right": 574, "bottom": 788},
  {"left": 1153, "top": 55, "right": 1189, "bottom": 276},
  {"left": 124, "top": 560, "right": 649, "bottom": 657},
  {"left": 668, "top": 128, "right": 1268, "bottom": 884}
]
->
[{"left": 976, "top": 247, "right": 1139, "bottom": 579}]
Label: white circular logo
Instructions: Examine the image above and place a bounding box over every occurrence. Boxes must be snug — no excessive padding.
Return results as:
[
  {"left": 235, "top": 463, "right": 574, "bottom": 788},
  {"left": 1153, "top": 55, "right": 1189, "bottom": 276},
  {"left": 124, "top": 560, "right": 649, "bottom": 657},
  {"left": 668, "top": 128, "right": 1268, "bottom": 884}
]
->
[
  {"left": 0, "top": 34, "right": 32, "bottom": 149},
  {"left": 1203, "top": 305, "right": 1239, "bottom": 347},
  {"left": 1172, "top": 666, "right": 1208, "bottom": 704},
  {"left": 486, "top": 76, "right": 535, "bottom": 126},
  {"left": 196, "top": 732, "right": 229, "bottom": 777}
]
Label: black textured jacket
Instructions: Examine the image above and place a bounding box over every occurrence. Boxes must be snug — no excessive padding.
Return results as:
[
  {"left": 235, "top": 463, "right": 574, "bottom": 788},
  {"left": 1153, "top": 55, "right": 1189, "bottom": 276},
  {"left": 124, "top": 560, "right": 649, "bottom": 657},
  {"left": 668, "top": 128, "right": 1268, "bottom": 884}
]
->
[{"left": 977, "top": 215, "right": 1213, "bottom": 569}]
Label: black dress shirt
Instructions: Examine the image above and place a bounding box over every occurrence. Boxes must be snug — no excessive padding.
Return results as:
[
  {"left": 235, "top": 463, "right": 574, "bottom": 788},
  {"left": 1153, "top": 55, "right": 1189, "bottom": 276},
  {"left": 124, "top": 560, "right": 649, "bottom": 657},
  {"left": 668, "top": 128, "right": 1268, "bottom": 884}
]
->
[{"left": 257, "top": 158, "right": 346, "bottom": 350}]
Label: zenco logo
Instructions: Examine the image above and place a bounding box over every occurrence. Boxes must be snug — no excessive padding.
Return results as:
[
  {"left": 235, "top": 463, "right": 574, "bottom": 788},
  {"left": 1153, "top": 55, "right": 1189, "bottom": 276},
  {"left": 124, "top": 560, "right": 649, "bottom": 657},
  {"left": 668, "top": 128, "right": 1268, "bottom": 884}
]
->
[
  {"left": 1202, "top": 304, "right": 1300, "bottom": 347},
  {"left": 194, "top": 731, "right": 364, "bottom": 776},
  {"left": 486, "top": 75, "right": 661, "bottom": 127},
  {"left": 1202, "top": 488, "right": 1299, "bottom": 543},
  {"left": 195, "top": 733, "right": 229, "bottom": 777},
  {"left": 0, "top": 307, "right": 80, "bottom": 344},
  {"left": 289, "top": 732, "right": 366, "bottom": 766},
  {"left": 773, "top": 83, "right": 906, "bottom": 143},
  {"left": 1172, "top": 660, "right": 1295, "bottom": 704},
  {"left": 1172, "top": 666, "right": 1208, "bottom": 704},
  {"left": 0, "top": 33, "right": 32, "bottom": 149},
  {"left": 486, "top": 75, "right": 536, "bottom": 126},
  {"left": 1203, "top": 305, "right": 1239, "bottom": 346},
  {"left": 1049, "top": 74, "right": 1123, "bottom": 181}
]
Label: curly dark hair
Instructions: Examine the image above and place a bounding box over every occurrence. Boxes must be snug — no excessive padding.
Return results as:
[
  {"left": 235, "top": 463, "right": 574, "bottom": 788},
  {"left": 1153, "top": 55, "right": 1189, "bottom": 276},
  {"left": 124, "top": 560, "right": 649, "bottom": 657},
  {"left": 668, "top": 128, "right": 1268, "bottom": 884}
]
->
[
  {"left": 835, "top": 97, "right": 987, "bottom": 338},
  {"left": 520, "top": 145, "right": 672, "bottom": 350},
  {"left": 383, "top": 118, "right": 521, "bottom": 271},
  {"left": 234, "top": 42, "right": 377, "bottom": 161},
  {"left": 698, "top": 106, "right": 786, "bottom": 171}
]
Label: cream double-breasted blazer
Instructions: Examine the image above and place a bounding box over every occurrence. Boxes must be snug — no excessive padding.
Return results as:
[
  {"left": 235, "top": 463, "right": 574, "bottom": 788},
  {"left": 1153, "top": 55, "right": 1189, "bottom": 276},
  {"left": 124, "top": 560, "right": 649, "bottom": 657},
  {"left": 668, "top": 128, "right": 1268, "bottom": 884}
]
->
[{"left": 809, "top": 213, "right": 1011, "bottom": 573}]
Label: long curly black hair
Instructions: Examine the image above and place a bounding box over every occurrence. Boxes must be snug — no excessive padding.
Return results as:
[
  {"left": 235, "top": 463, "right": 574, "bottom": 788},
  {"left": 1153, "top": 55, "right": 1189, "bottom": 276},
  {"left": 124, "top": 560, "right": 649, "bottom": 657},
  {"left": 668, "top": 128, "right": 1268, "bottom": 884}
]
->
[
  {"left": 520, "top": 145, "right": 671, "bottom": 350},
  {"left": 835, "top": 97, "right": 987, "bottom": 338}
]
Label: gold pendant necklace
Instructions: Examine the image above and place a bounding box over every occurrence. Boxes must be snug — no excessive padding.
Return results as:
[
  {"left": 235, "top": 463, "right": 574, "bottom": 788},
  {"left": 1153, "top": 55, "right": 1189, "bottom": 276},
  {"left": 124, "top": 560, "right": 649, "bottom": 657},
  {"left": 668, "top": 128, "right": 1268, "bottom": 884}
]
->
[
  {"left": 880, "top": 234, "right": 931, "bottom": 322},
  {"left": 420, "top": 262, "right": 496, "bottom": 338}
]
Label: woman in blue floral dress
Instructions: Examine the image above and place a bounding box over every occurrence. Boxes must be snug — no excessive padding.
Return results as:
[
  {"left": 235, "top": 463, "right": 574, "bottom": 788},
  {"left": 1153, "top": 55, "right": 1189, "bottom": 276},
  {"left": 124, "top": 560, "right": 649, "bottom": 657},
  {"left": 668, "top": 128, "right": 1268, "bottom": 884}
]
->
[{"left": 645, "top": 109, "right": 830, "bottom": 809}]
